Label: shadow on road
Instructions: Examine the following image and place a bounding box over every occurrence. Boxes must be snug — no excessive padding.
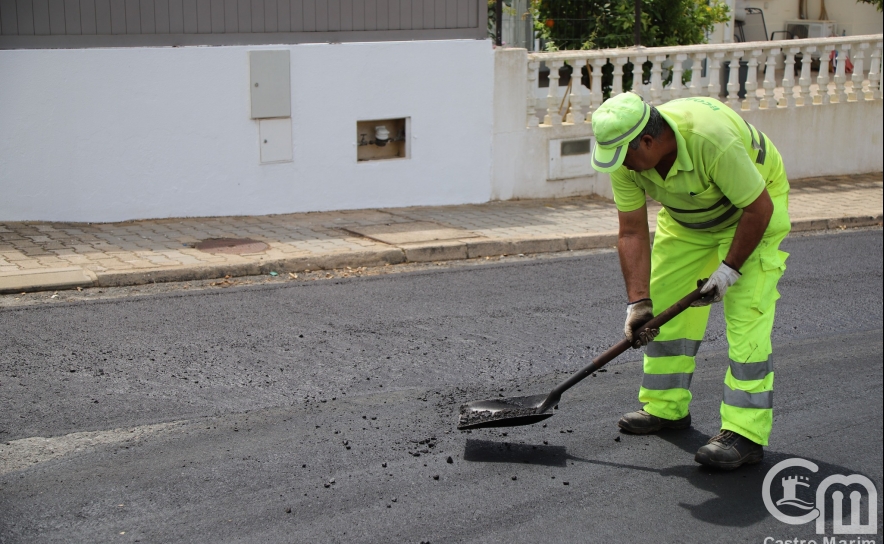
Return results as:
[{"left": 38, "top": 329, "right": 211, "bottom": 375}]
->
[
  {"left": 463, "top": 439, "right": 578, "bottom": 467},
  {"left": 464, "top": 430, "right": 878, "bottom": 531}
]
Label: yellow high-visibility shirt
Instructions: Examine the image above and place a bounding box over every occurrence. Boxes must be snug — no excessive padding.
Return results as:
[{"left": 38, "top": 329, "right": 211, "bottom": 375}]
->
[{"left": 610, "top": 97, "right": 788, "bottom": 231}]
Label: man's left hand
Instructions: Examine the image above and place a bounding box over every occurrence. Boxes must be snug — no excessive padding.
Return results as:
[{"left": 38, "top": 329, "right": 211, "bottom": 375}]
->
[{"left": 692, "top": 262, "right": 741, "bottom": 306}]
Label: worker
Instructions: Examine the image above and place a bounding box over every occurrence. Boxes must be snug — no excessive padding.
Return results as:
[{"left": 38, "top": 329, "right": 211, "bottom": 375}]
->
[{"left": 590, "top": 92, "right": 790, "bottom": 470}]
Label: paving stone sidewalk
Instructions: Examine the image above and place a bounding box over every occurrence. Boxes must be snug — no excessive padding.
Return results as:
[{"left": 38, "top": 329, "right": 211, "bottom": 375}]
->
[{"left": 1, "top": 173, "right": 881, "bottom": 294}]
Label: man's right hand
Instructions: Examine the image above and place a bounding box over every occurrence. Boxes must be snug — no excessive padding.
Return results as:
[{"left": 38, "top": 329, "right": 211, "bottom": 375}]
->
[{"left": 624, "top": 299, "right": 658, "bottom": 348}]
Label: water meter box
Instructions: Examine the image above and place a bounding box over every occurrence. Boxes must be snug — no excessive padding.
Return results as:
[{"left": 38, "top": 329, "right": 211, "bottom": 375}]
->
[{"left": 357, "top": 118, "right": 409, "bottom": 162}]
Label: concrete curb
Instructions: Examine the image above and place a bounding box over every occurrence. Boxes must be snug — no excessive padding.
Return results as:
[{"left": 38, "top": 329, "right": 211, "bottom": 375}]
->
[
  {"left": 2, "top": 215, "right": 881, "bottom": 294},
  {"left": 0, "top": 267, "right": 97, "bottom": 294},
  {"left": 93, "top": 248, "right": 407, "bottom": 288}
]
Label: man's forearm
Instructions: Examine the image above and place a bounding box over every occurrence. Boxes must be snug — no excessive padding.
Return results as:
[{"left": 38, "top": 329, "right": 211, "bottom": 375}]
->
[
  {"left": 618, "top": 234, "right": 652, "bottom": 301},
  {"left": 725, "top": 188, "right": 774, "bottom": 270},
  {"left": 617, "top": 207, "right": 652, "bottom": 301}
]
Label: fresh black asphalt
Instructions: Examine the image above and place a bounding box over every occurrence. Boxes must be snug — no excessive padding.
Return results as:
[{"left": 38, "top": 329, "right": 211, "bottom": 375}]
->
[{"left": 1, "top": 229, "right": 881, "bottom": 543}]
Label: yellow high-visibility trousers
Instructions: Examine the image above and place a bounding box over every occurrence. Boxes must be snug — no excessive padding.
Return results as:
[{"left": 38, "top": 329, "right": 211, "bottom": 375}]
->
[{"left": 639, "top": 192, "right": 790, "bottom": 446}]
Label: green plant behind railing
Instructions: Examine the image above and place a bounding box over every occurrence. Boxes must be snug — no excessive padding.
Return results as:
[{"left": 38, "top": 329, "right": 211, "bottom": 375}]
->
[
  {"left": 531, "top": 0, "right": 729, "bottom": 50},
  {"left": 530, "top": 0, "right": 729, "bottom": 99}
]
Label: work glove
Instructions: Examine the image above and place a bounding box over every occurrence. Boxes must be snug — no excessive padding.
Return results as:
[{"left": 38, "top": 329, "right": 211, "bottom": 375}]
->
[
  {"left": 692, "top": 261, "right": 742, "bottom": 307},
  {"left": 624, "top": 298, "right": 658, "bottom": 349}
]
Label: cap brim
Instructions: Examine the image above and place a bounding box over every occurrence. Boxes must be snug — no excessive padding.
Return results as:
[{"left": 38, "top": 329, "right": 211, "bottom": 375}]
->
[{"left": 591, "top": 142, "right": 627, "bottom": 173}]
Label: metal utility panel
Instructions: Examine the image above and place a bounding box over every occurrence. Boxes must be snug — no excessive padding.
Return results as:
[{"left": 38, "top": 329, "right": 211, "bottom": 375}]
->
[
  {"left": 259, "top": 118, "right": 293, "bottom": 164},
  {"left": 548, "top": 137, "right": 594, "bottom": 180},
  {"left": 249, "top": 50, "right": 291, "bottom": 120}
]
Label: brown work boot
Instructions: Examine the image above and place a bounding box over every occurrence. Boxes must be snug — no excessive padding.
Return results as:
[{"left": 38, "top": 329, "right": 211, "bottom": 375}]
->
[
  {"left": 617, "top": 410, "right": 691, "bottom": 434},
  {"left": 695, "top": 429, "right": 764, "bottom": 470}
]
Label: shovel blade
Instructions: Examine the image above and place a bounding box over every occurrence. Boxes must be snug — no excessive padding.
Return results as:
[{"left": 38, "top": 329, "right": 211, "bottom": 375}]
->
[{"left": 457, "top": 394, "right": 555, "bottom": 430}]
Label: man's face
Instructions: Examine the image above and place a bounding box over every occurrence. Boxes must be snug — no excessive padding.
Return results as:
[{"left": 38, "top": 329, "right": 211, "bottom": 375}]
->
[{"left": 621, "top": 136, "right": 659, "bottom": 172}]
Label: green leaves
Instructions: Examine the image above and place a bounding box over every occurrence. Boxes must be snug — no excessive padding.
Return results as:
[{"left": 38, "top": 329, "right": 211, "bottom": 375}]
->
[{"left": 531, "top": 0, "right": 730, "bottom": 50}]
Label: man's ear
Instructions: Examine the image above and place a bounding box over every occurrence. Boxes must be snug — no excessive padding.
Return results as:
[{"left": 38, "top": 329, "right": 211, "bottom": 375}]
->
[{"left": 640, "top": 134, "right": 656, "bottom": 149}]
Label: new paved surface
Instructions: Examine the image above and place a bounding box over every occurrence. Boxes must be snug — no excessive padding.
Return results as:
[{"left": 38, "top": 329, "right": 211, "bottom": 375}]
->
[
  {"left": 1, "top": 229, "right": 881, "bottom": 543},
  {"left": 1, "top": 173, "right": 881, "bottom": 293}
]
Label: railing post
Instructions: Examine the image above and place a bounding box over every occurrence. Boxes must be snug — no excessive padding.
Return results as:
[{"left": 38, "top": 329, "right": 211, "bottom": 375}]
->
[
  {"left": 797, "top": 45, "right": 816, "bottom": 106},
  {"left": 567, "top": 60, "right": 586, "bottom": 124},
  {"left": 612, "top": 57, "right": 629, "bottom": 97},
  {"left": 689, "top": 53, "right": 705, "bottom": 97},
  {"left": 544, "top": 60, "right": 564, "bottom": 126},
  {"left": 589, "top": 59, "right": 607, "bottom": 118},
  {"left": 870, "top": 41, "right": 883, "bottom": 100},
  {"left": 527, "top": 59, "right": 540, "bottom": 127},
  {"left": 851, "top": 42, "right": 869, "bottom": 101},
  {"left": 649, "top": 54, "right": 666, "bottom": 105},
  {"left": 670, "top": 53, "right": 687, "bottom": 100},
  {"left": 816, "top": 45, "right": 835, "bottom": 105},
  {"left": 761, "top": 47, "right": 779, "bottom": 109},
  {"left": 744, "top": 49, "right": 762, "bottom": 111},
  {"left": 706, "top": 52, "right": 725, "bottom": 99},
  {"left": 630, "top": 55, "right": 649, "bottom": 101},
  {"left": 781, "top": 47, "right": 800, "bottom": 108},
  {"left": 833, "top": 43, "right": 850, "bottom": 103},
  {"left": 727, "top": 50, "right": 744, "bottom": 110}
]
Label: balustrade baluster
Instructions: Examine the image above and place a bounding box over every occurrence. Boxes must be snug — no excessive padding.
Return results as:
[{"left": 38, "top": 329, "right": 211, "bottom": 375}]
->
[
  {"left": 816, "top": 45, "right": 834, "bottom": 105},
  {"left": 649, "top": 54, "right": 666, "bottom": 105},
  {"left": 566, "top": 60, "right": 586, "bottom": 124},
  {"left": 761, "top": 48, "right": 779, "bottom": 109},
  {"left": 851, "top": 43, "right": 868, "bottom": 101},
  {"left": 797, "top": 45, "right": 815, "bottom": 106},
  {"left": 630, "top": 56, "right": 648, "bottom": 101},
  {"left": 706, "top": 52, "right": 725, "bottom": 99},
  {"left": 869, "top": 41, "right": 883, "bottom": 100},
  {"left": 589, "top": 59, "right": 606, "bottom": 119},
  {"left": 833, "top": 44, "right": 850, "bottom": 103},
  {"left": 670, "top": 53, "right": 687, "bottom": 100},
  {"left": 689, "top": 53, "right": 704, "bottom": 96},
  {"left": 727, "top": 50, "right": 744, "bottom": 109},
  {"left": 544, "top": 60, "right": 564, "bottom": 126},
  {"left": 781, "top": 47, "right": 800, "bottom": 107},
  {"left": 527, "top": 59, "right": 540, "bottom": 128},
  {"left": 744, "top": 49, "right": 762, "bottom": 110},
  {"left": 612, "top": 57, "right": 628, "bottom": 97}
]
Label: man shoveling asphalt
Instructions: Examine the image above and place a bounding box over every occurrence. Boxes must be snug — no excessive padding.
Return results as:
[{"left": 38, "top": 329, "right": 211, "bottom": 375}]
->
[{"left": 590, "top": 92, "right": 791, "bottom": 470}]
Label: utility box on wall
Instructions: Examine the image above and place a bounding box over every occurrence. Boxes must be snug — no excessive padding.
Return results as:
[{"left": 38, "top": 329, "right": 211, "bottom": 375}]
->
[
  {"left": 356, "top": 118, "right": 409, "bottom": 162},
  {"left": 548, "top": 137, "right": 594, "bottom": 180},
  {"left": 249, "top": 50, "right": 291, "bottom": 119},
  {"left": 249, "top": 50, "right": 293, "bottom": 164}
]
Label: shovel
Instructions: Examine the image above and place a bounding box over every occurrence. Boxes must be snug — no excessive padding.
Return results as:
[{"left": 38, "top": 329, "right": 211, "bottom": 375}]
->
[{"left": 457, "top": 286, "right": 706, "bottom": 430}]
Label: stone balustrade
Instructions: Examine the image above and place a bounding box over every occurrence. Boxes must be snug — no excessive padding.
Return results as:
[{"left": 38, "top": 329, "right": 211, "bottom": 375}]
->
[{"left": 526, "top": 34, "right": 884, "bottom": 128}]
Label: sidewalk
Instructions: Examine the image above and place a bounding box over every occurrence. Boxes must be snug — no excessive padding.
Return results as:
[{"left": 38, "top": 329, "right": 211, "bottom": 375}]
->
[{"left": 1, "top": 173, "right": 881, "bottom": 294}]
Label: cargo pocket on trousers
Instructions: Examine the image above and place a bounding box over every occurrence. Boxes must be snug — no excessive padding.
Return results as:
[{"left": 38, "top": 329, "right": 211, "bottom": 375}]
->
[{"left": 751, "top": 250, "right": 788, "bottom": 314}]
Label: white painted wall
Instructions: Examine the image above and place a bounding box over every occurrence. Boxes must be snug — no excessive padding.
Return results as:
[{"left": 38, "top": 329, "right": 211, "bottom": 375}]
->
[
  {"left": 493, "top": 48, "right": 611, "bottom": 201},
  {"left": 493, "top": 48, "right": 883, "bottom": 203},
  {"left": 0, "top": 39, "right": 494, "bottom": 222}
]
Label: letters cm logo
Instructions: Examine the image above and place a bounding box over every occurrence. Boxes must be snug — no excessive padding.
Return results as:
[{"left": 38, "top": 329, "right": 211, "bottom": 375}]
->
[{"left": 762, "top": 458, "right": 878, "bottom": 535}]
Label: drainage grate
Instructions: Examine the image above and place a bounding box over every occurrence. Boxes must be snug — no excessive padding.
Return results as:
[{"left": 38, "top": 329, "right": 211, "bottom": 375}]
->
[{"left": 194, "top": 238, "right": 269, "bottom": 255}]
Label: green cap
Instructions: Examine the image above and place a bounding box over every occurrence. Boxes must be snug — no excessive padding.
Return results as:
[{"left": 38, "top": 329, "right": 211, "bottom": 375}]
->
[{"left": 591, "top": 92, "right": 650, "bottom": 173}]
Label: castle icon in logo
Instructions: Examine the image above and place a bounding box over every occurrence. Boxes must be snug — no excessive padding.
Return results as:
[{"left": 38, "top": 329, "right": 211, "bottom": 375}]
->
[
  {"left": 776, "top": 475, "right": 815, "bottom": 510},
  {"left": 762, "top": 458, "right": 878, "bottom": 535}
]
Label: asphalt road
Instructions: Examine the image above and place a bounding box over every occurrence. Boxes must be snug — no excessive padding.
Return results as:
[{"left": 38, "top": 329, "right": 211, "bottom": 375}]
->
[{"left": 1, "top": 228, "right": 882, "bottom": 544}]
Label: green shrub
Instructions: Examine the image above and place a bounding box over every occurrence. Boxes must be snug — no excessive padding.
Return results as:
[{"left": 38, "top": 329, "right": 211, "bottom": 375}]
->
[{"left": 529, "top": 0, "right": 728, "bottom": 98}]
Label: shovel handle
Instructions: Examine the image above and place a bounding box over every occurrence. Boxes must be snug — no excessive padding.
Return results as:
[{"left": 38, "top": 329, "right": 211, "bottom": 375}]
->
[{"left": 536, "top": 287, "right": 705, "bottom": 413}]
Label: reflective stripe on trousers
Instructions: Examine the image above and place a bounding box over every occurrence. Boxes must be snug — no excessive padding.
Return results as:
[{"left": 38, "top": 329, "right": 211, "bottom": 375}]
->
[{"left": 638, "top": 191, "right": 789, "bottom": 446}]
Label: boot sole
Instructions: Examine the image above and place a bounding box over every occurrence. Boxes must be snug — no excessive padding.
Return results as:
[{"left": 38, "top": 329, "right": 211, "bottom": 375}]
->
[
  {"left": 694, "top": 449, "right": 764, "bottom": 470},
  {"left": 617, "top": 417, "right": 691, "bottom": 435}
]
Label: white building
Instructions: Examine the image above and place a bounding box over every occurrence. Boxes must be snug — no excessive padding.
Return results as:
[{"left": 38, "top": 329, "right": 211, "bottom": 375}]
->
[{"left": 1, "top": 0, "right": 882, "bottom": 222}]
